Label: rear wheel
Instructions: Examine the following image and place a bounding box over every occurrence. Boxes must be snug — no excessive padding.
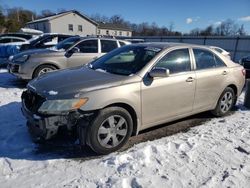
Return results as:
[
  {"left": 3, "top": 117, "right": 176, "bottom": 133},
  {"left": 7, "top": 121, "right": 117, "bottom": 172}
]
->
[
  {"left": 79, "top": 107, "right": 133, "bottom": 154},
  {"left": 33, "top": 65, "right": 57, "bottom": 78},
  {"left": 211, "top": 87, "right": 236, "bottom": 117}
]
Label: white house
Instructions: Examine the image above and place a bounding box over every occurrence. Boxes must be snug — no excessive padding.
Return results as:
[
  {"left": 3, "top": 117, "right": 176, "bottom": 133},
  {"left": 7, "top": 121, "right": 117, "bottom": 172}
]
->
[
  {"left": 25, "top": 10, "right": 98, "bottom": 36},
  {"left": 97, "top": 22, "right": 132, "bottom": 37}
]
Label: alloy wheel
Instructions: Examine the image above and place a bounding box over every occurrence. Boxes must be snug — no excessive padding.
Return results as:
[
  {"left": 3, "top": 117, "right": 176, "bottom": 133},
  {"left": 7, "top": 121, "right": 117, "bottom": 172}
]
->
[
  {"left": 38, "top": 67, "right": 54, "bottom": 76},
  {"left": 97, "top": 115, "right": 128, "bottom": 149},
  {"left": 220, "top": 91, "right": 233, "bottom": 113}
]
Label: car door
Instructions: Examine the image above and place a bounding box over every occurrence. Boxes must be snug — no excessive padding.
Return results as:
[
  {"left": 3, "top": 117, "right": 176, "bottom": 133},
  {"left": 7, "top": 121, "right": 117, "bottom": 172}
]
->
[
  {"left": 66, "top": 39, "right": 101, "bottom": 68},
  {"left": 141, "top": 48, "right": 196, "bottom": 127},
  {"left": 192, "top": 48, "right": 229, "bottom": 111}
]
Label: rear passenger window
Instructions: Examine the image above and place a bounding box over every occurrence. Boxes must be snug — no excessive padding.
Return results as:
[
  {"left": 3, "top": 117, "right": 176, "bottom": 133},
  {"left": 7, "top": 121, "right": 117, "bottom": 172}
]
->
[
  {"left": 214, "top": 55, "right": 226, "bottom": 67},
  {"left": 76, "top": 39, "right": 98, "bottom": 53},
  {"left": 0, "top": 38, "right": 11, "bottom": 43},
  {"left": 58, "top": 36, "right": 68, "bottom": 42},
  {"left": 193, "top": 49, "right": 225, "bottom": 70},
  {"left": 155, "top": 49, "right": 191, "bottom": 74},
  {"left": 119, "top": 41, "right": 126, "bottom": 46},
  {"left": 101, "top": 40, "right": 118, "bottom": 53}
]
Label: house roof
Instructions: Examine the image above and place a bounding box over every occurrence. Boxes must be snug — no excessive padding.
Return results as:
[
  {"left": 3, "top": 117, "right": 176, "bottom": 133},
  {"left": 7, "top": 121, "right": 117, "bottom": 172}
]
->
[
  {"left": 98, "top": 22, "right": 132, "bottom": 31},
  {"left": 26, "top": 10, "right": 98, "bottom": 26}
]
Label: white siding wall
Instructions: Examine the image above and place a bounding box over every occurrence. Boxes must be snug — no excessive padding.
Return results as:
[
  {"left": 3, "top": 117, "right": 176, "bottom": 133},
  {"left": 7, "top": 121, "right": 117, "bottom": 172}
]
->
[
  {"left": 49, "top": 13, "right": 97, "bottom": 36},
  {"left": 98, "top": 28, "right": 132, "bottom": 37}
]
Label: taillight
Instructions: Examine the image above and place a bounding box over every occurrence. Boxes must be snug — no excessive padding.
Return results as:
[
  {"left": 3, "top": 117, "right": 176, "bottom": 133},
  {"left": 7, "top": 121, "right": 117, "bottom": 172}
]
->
[{"left": 242, "top": 69, "right": 246, "bottom": 76}]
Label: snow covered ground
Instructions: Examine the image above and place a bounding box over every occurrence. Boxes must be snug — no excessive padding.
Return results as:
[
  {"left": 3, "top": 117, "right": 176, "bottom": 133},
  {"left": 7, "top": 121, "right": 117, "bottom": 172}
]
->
[{"left": 0, "top": 69, "right": 250, "bottom": 188}]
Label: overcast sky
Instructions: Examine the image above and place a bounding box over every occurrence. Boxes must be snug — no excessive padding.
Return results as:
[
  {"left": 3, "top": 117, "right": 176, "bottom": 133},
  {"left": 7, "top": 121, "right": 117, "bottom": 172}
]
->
[{"left": 1, "top": 0, "right": 250, "bottom": 33}]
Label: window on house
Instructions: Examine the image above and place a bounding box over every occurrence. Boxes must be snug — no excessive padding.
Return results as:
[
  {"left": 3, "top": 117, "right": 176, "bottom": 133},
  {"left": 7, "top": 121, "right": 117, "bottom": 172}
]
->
[
  {"left": 127, "top": 32, "right": 130, "bottom": 36},
  {"left": 97, "top": 29, "right": 101, "bottom": 35},
  {"left": 119, "top": 31, "right": 122, "bottom": 36},
  {"left": 114, "top": 31, "right": 117, "bottom": 36},
  {"left": 68, "top": 24, "right": 73, "bottom": 31},
  {"left": 106, "top": 30, "right": 109, "bottom": 35},
  {"left": 78, "top": 25, "right": 82, "bottom": 32}
]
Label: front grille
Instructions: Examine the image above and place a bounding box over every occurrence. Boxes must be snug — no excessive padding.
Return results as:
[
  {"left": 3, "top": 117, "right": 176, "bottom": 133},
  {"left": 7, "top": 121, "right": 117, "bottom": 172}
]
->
[
  {"left": 11, "top": 64, "right": 19, "bottom": 73},
  {"left": 22, "top": 90, "right": 46, "bottom": 113}
]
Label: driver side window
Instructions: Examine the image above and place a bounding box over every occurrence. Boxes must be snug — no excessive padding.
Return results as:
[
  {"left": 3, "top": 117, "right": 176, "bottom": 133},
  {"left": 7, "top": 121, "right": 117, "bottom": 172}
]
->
[
  {"left": 75, "top": 39, "right": 98, "bottom": 53},
  {"left": 155, "top": 48, "right": 191, "bottom": 74}
]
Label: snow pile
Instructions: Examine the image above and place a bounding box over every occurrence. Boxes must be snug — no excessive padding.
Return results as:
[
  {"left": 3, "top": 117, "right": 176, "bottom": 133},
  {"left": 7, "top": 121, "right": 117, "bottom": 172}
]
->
[
  {"left": 0, "top": 69, "right": 250, "bottom": 187},
  {"left": 48, "top": 90, "right": 58, "bottom": 95}
]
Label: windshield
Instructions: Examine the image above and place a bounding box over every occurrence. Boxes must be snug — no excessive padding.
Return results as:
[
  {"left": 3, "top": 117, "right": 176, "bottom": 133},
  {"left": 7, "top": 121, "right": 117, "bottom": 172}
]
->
[
  {"left": 89, "top": 45, "right": 161, "bottom": 75},
  {"left": 55, "top": 37, "right": 81, "bottom": 51}
]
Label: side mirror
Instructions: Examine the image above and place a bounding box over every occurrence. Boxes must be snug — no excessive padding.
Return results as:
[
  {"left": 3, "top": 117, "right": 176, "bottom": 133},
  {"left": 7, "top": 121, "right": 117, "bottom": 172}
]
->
[
  {"left": 70, "top": 47, "right": 80, "bottom": 53},
  {"left": 149, "top": 68, "right": 170, "bottom": 78},
  {"left": 65, "top": 47, "right": 80, "bottom": 58}
]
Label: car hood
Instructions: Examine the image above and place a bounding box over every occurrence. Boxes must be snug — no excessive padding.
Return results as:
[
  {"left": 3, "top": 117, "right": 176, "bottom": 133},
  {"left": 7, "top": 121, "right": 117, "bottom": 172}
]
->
[
  {"left": 28, "top": 66, "right": 137, "bottom": 99},
  {"left": 13, "top": 48, "right": 61, "bottom": 60}
]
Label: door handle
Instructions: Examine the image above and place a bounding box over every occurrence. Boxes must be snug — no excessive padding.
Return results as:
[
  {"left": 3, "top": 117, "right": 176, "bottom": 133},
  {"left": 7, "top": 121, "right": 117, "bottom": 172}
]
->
[
  {"left": 222, "top": 71, "right": 228, "bottom": 75},
  {"left": 186, "top": 77, "right": 195, "bottom": 82}
]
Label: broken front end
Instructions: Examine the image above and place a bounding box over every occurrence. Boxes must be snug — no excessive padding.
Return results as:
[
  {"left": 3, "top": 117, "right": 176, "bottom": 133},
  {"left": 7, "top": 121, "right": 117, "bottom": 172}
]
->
[{"left": 21, "top": 89, "right": 89, "bottom": 141}]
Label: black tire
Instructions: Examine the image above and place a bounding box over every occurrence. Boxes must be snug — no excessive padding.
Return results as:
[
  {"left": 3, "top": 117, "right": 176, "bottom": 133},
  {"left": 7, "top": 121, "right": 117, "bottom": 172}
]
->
[
  {"left": 33, "top": 65, "right": 57, "bottom": 78},
  {"left": 211, "top": 87, "right": 236, "bottom": 117},
  {"left": 79, "top": 107, "right": 133, "bottom": 155}
]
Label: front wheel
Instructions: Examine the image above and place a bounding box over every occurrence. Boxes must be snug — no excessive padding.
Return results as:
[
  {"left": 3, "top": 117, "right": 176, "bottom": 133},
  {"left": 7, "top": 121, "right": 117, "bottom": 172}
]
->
[
  {"left": 79, "top": 107, "right": 133, "bottom": 154},
  {"left": 33, "top": 65, "right": 57, "bottom": 78},
  {"left": 211, "top": 87, "right": 236, "bottom": 117}
]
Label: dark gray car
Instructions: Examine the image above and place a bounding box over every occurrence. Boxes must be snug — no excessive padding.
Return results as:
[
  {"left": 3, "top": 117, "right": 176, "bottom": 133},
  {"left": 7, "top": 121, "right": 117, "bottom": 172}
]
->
[{"left": 8, "top": 36, "right": 130, "bottom": 79}]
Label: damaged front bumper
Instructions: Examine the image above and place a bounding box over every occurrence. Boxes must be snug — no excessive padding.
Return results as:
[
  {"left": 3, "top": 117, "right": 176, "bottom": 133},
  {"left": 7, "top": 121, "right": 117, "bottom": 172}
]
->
[
  {"left": 21, "top": 90, "right": 81, "bottom": 141},
  {"left": 21, "top": 101, "right": 69, "bottom": 140},
  {"left": 21, "top": 90, "right": 94, "bottom": 142}
]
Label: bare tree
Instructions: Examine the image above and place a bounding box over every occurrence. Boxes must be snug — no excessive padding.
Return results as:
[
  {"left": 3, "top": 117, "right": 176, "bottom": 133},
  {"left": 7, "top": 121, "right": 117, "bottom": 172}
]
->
[
  {"left": 237, "top": 24, "right": 246, "bottom": 36},
  {"left": 39, "top": 9, "right": 55, "bottom": 18},
  {"left": 0, "top": 6, "right": 6, "bottom": 33},
  {"left": 189, "top": 28, "right": 201, "bottom": 36},
  {"left": 90, "top": 13, "right": 109, "bottom": 23},
  {"left": 189, "top": 19, "right": 246, "bottom": 36},
  {"left": 200, "top": 25, "right": 213, "bottom": 36},
  {"left": 168, "top": 22, "right": 174, "bottom": 32}
]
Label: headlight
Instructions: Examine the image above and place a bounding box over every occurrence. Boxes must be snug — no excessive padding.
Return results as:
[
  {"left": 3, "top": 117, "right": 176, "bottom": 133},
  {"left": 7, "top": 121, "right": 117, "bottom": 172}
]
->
[
  {"left": 38, "top": 98, "right": 88, "bottom": 114},
  {"left": 15, "top": 55, "right": 29, "bottom": 63}
]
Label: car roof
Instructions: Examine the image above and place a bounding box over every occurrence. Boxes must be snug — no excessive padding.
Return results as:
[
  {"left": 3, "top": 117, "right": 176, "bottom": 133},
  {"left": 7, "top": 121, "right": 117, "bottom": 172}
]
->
[
  {"left": 41, "top": 33, "right": 76, "bottom": 37},
  {"left": 78, "top": 36, "right": 128, "bottom": 41},
  {"left": 128, "top": 42, "right": 210, "bottom": 50},
  {"left": 0, "top": 33, "right": 33, "bottom": 40},
  {"left": 0, "top": 36, "right": 27, "bottom": 40}
]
